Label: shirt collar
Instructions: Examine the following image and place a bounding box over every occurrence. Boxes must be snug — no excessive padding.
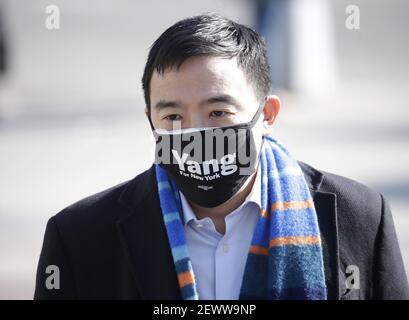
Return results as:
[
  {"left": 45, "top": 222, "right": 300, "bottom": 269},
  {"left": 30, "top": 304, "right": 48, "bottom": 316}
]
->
[{"left": 179, "top": 163, "right": 262, "bottom": 226}]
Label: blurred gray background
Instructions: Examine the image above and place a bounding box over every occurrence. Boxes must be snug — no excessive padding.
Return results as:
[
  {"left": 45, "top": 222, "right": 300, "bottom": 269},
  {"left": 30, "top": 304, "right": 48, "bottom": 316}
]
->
[{"left": 0, "top": 0, "right": 408, "bottom": 299}]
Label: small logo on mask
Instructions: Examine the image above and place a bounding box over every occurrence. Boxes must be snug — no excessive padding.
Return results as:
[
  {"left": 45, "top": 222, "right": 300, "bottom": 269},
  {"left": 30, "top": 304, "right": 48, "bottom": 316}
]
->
[{"left": 197, "top": 185, "right": 214, "bottom": 191}]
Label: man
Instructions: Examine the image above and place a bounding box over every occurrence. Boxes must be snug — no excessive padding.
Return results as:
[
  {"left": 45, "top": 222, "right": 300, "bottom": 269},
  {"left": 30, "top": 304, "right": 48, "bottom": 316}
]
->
[{"left": 34, "top": 14, "right": 409, "bottom": 300}]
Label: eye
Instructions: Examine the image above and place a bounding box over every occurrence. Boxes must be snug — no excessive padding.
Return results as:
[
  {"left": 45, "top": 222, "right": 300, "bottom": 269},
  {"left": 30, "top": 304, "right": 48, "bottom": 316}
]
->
[
  {"left": 209, "top": 110, "right": 228, "bottom": 117},
  {"left": 163, "top": 114, "right": 182, "bottom": 121}
]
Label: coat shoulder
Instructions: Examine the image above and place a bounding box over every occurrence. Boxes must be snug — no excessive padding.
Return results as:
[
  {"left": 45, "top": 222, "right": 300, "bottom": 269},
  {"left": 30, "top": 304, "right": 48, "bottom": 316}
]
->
[
  {"left": 300, "top": 163, "right": 389, "bottom": 243},
  {"left": 301, "top": 160, "right": 382, "bottom": 205},
  {"left": 321, "top": 168, "right": 383, "bottom": 213},
  {"left": 299, "top": 161, "right": 384, "bottom": 226}
]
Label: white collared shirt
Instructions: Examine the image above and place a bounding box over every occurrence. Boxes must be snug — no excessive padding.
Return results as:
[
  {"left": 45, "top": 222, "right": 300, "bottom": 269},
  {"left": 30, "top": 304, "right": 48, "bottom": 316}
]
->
[{"left": 179, "top": 165, "right": 261, "bottom": 300}]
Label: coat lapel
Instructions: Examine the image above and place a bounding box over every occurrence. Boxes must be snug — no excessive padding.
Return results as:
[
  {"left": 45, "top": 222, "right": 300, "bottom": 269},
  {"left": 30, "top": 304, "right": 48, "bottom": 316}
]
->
[
  {"left": 116, "top": 165, "right": 181, "bottom": 299},
  {"left": 299, "top": 161, "right": 341, "bottom": 300}
]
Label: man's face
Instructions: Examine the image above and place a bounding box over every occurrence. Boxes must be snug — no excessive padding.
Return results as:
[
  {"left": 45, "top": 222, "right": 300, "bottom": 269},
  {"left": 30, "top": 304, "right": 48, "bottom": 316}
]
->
[{"left": 148, "top": 55, "right": 261, "bottom": 131}]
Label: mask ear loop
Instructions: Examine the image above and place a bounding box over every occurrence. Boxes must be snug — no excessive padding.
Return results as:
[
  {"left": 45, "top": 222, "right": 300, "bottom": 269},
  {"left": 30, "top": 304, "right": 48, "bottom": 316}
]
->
[
  {"left": 248, "top": 99, "right": 266, "bottom": 128},
  {"left": 148, "top": 117, "right": 155, "bottom": 131},
  {"left": 249, "top": 99, "right": 267, "bottom": 169}
]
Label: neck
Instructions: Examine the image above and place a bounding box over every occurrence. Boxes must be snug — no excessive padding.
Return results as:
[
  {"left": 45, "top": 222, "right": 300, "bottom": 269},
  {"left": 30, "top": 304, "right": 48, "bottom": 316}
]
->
[{"left": 188, "top": 167, "right": 258, "bottom": 235}]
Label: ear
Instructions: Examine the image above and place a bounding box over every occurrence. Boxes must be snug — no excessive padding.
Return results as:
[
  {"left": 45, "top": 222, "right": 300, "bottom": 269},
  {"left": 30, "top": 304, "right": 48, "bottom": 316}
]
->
[
  {"left": 262, "top": 95, "right": 281, "bottom": 136},
  {"left": 144, "top": 107, "right": 150, "bottom": 118}
]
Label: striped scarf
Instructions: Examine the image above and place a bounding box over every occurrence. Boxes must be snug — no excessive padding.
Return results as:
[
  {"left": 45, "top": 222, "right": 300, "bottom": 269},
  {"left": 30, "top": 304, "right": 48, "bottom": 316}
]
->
[{"left": 155, "top": 135, "right": 327, "bottom": 300}]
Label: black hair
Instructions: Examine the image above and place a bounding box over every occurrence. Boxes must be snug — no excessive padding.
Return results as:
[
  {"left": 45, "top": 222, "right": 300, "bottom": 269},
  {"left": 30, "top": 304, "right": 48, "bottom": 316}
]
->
[{"left": 142, "top": 13, "right": 272, "bottom": 111}]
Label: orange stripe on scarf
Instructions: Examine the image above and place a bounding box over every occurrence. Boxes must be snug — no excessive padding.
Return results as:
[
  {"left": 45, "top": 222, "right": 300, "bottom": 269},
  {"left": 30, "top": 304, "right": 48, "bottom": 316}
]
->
[
  {"left": 249, "top": 235, "right": 321, "bottom": 256},
  {"left": 269, "top": 235, "right": 321, "bottom": 247},
  {"left": 260, "top": 200, "right": 314, "bottom": 219},
  {"left": 249, "top": 245, "right": 269, "bottom": 255},
  {"left": 271, "top": 200, "right": 314, "bottom": 211},
  {"left": 178, "top": 271, "right": 195, "bottom": 288}
]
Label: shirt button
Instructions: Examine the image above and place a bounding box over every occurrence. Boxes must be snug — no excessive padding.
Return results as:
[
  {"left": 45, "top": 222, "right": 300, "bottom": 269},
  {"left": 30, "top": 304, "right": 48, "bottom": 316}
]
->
[{"left": 222, "top": 244, "right": 230, "bottom": 253}]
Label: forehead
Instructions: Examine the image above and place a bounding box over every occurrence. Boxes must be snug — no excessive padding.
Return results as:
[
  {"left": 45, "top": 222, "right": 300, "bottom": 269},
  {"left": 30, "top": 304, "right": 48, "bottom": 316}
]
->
[{"left": 150, "top": 55, "right": 256, "bottom": 103}]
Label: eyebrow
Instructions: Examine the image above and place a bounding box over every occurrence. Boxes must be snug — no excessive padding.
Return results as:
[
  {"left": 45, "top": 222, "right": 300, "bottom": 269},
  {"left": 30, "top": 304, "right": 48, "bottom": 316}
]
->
[
  {"left": 201, "top": 94, "right": 240, "bottom": 108},
  {"left": 154, "top": 94, "right": 240, "bottom": 110},
  {"left": 154, "top": 99, "right": 182, "bottom": 110}
]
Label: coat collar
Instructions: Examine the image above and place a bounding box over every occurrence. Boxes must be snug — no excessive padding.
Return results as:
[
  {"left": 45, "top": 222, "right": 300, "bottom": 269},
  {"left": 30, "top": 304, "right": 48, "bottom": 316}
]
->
[
  {"left": 298, "top": 161, "right": 341, "bottom": 299},
  {"left": 117, "top": 162, "right": 341, "bottom": 299}
]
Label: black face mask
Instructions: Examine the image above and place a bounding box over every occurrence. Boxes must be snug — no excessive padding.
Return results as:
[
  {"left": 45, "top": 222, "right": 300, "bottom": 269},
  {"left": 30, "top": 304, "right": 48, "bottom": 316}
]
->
[{"left": 150, "top": 102, "right": 265, "bottom": 208}]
